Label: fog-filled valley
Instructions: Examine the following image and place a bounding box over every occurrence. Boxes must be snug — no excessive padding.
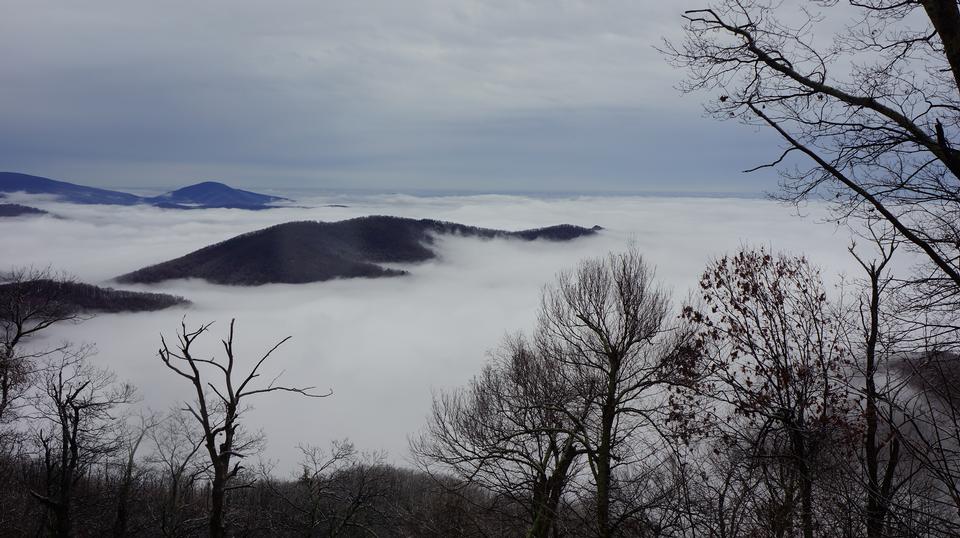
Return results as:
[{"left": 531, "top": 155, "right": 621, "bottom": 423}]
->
[
  {"left": 10, "top": 0, "right": 960, "bottom": 535},
  {"left": 1, "top": 191, "right": 857, "bottom": 469}
]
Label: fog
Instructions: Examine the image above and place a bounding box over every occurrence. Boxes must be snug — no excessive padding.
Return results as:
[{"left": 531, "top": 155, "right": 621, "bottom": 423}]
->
[{"left": 1, "top": 193, "right": 863, "bottom": 473}]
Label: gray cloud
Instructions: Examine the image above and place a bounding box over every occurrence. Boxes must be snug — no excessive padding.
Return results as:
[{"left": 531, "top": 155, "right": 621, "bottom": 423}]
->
[{"left": 1, "top": 0, "right": 788, "bottom": 191}]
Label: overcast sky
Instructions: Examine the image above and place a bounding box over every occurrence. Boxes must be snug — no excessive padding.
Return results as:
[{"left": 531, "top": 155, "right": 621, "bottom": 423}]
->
[{"left": 1, "top": 0, "right": 788, "bottom": 193}]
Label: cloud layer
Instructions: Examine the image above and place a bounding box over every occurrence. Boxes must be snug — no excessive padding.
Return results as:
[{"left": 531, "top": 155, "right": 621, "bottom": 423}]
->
[
  {"left": 2, "top": 194, "right": 866, "bottom": 472},
  {"left": 1, "top": 0, "right": 791, "bottom": 191}
]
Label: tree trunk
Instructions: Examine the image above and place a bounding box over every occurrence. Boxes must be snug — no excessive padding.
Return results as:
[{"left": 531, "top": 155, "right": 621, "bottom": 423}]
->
[
  {"left": 800, "top": 469, "right": 813, "bottom": 538},
  {"left": 209, "top": 464, "right": 228, "bottom": 538},
  {"left": 922, "top": 0, "right": 960, "bottom": 96},
  {"left": 113, "top": 476, "right": 132, "bottom": 538},
  {"left": 112, "top": 502, "right": 129, "bottom": 538},
  {"left": 864, "top": 278, "right": 884, "bottom": 538},
  {"left": 52, "top": 498, "right": 71, "bottom": 538},
  {"left": 792, "top": 430, "right": 814, "bottom": 538},
  {"left": 529, "top": 443, "right": 577, "bottom": 538},
  {"left": 596, "top": 390, "right": 616, "bottom": 538}
]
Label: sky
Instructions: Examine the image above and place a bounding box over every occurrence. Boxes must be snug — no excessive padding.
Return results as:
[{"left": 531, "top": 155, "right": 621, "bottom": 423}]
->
[
  {"left": 0, "top": 0, "right": 789, "bottom": 193},
  {"left": 0, "top": 191, "right": 881, "bottom": 472}
]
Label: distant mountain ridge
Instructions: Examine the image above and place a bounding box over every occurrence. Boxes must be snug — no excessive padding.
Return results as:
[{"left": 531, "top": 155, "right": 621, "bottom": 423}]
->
[
  {"left": 0, "top": 172, "right": 286, "bottom": 209},
  {"left": 117, "top": 216, "right": 602, "bottom": 285},
  {"left": 147, "top": 181, "right": 286, "bottom": 208},
  {"left": 0, "top": 172, "right": 143, "bottom": 205}
]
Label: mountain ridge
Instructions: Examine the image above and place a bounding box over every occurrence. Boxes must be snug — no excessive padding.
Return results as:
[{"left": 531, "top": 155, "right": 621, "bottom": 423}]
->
[
  {"left": 146, "top": 181, "right": 287, "bottom": 208},
  {"left": 116, "top": 216, "right": 602, "bottom": 286},
  {"left": 0, "top": 172, "right": 285, "bottom": 209},
  {"left": 0, "top": 279, "right": 189, "bottom": 313}
]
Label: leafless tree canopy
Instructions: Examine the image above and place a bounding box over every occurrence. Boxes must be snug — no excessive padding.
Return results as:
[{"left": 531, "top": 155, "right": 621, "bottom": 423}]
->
[
  {"left": 666, "top": 0, "right": 960, "bottom": 341},
  {"left": 157, "top": 318, "right": 328, "bottom": 538},
  {"left": 416, "top": 250, "right": 697, "bottom": 537},
  {"left": 0, "top": 267, "right": 81, "bottom": 425},
  {"left": 31, "top": 346, "right": 136, "bottom": 538}
]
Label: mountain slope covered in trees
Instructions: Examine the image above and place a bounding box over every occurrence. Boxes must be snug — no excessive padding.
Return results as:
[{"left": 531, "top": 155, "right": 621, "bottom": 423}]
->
[
  {"left": 146, "top": 181, "right": 287, "bottom": 208},
  {"left": 0, "top": 172, "right": 285, "bottom": 209},
  {"left": 0, "top": 172, "right": 143, "bottom": 205},
  {"left": 116, "top": 216, "right": 602, "bottom": 285},
  {"left": 0, "top": 279, "right": 189, "bottom": 313}
]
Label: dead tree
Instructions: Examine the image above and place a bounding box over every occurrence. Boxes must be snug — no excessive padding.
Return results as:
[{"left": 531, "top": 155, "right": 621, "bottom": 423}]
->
[
  {"left": 844, "top": 227, "right": 916, "bottom": 538},
  {"left": 30, "top": 346, "right": 136, "bottom": 538},
  {"left": 157, "top": 318, "right": 327, "bottom": 538}
]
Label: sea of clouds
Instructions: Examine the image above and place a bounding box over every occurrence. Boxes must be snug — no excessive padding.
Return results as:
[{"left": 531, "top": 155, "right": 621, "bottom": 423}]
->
[{"left": 1, "top": 192, "right": 869, "bottom": 474}]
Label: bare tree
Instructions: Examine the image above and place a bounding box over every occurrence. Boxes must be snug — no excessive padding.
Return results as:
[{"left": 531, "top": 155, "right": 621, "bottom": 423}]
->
[
  {"left": 111, "top": 412, "right": 159, "bottom": 538},
  {"left": 263, "top": 439, "right": 393, "bottom": 537},
  {"left": 414, "top": 250, "right": 694, "bottom": 538},
  {"left": 412, "top": 334, "right": 584, "bottom": 537},
  {"left": 157, "top": 318, "right": 327, "bottom": 538},
  {"left": 666, "top": 4, "right": 960, "bottom": 533},
  {"left": 146, "top": 408, "right": 207, "bottom": 537},
  {"left": 30, "top": 346, "right": 136, "bottom": 538},
  {"left": 843, "top": 228, "right": 919, "bottom": 538},
  {"left": 538, "top": 249, "right": 694, "bottom": 537},
  {"left": 0, "top": 267, "right": 80, "bottom": 425},
  {"left": 666, "top": 0, "right": 960, "bottom": 342}
]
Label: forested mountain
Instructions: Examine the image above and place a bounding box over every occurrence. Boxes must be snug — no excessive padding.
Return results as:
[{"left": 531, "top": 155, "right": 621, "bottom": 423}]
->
[
  {"left": 0, "top": 172, "right": 285, "bottom": 209},
  {"left": 0, "top": 279, "right": 188, "bottom": 313},
  {"left": 116, "top": 216, "right": 602, "bottom": 285},
  {"left": 0, "top": 172, "right": 143, "bottom": 205},
  {"left": 146, "top": 181, "right": 287, "bottom": 208}
]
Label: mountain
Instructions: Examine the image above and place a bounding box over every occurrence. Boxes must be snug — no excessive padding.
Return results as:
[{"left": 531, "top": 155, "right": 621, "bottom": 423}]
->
[
  {"left": 116, "top": 216, "right": 602, "bottom": 285},
  {"left": 0, "top": 172, "right": 286, "bottom": 209},
  {"left": 0, "top": 280, "right": 189, "bottom": 313},
  {"left": 147, "top": 181, "right": 287, "bottom": 209},
  {"left": 0, "top": 203, "right": 48, "bottom": 217},
  {"left": 0, "top": 172, "right": 142, "bottom": 205}
]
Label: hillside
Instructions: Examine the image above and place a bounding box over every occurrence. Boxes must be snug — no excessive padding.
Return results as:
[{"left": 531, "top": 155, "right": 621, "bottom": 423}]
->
[
  {"left": 116, "top": 216, "right": 602, "bottom": 285},
  {"left": 0, "top": 280, "right": 189, "bottom": 313},
  {"left": 0, "top": 172, "right": 286, "bottom": 209},
  {"left": 0, "top": 172, "right": 142, "bottom": 205},
  {"left": 0, "top": 203, "right": 48, "bottom": 217},
  {"left": 147, "top": 181, "right": 287, "bottom": 209}
]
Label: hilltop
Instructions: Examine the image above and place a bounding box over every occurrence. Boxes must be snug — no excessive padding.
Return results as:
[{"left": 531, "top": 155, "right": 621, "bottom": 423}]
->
[
  {"left": 117, "top": 216, "right": 602, "bottom": 285},
  {"left": 0, "top": 172, "right": 286, "bottom": 209},
  {"left": 147, "top": 181, "right": 287, "bottom": 209}
]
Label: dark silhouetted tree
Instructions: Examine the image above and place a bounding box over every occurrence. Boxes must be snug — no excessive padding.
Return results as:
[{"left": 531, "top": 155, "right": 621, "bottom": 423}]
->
[{"left": 157, "top": 318, "right": 327, "bottom": 538}]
